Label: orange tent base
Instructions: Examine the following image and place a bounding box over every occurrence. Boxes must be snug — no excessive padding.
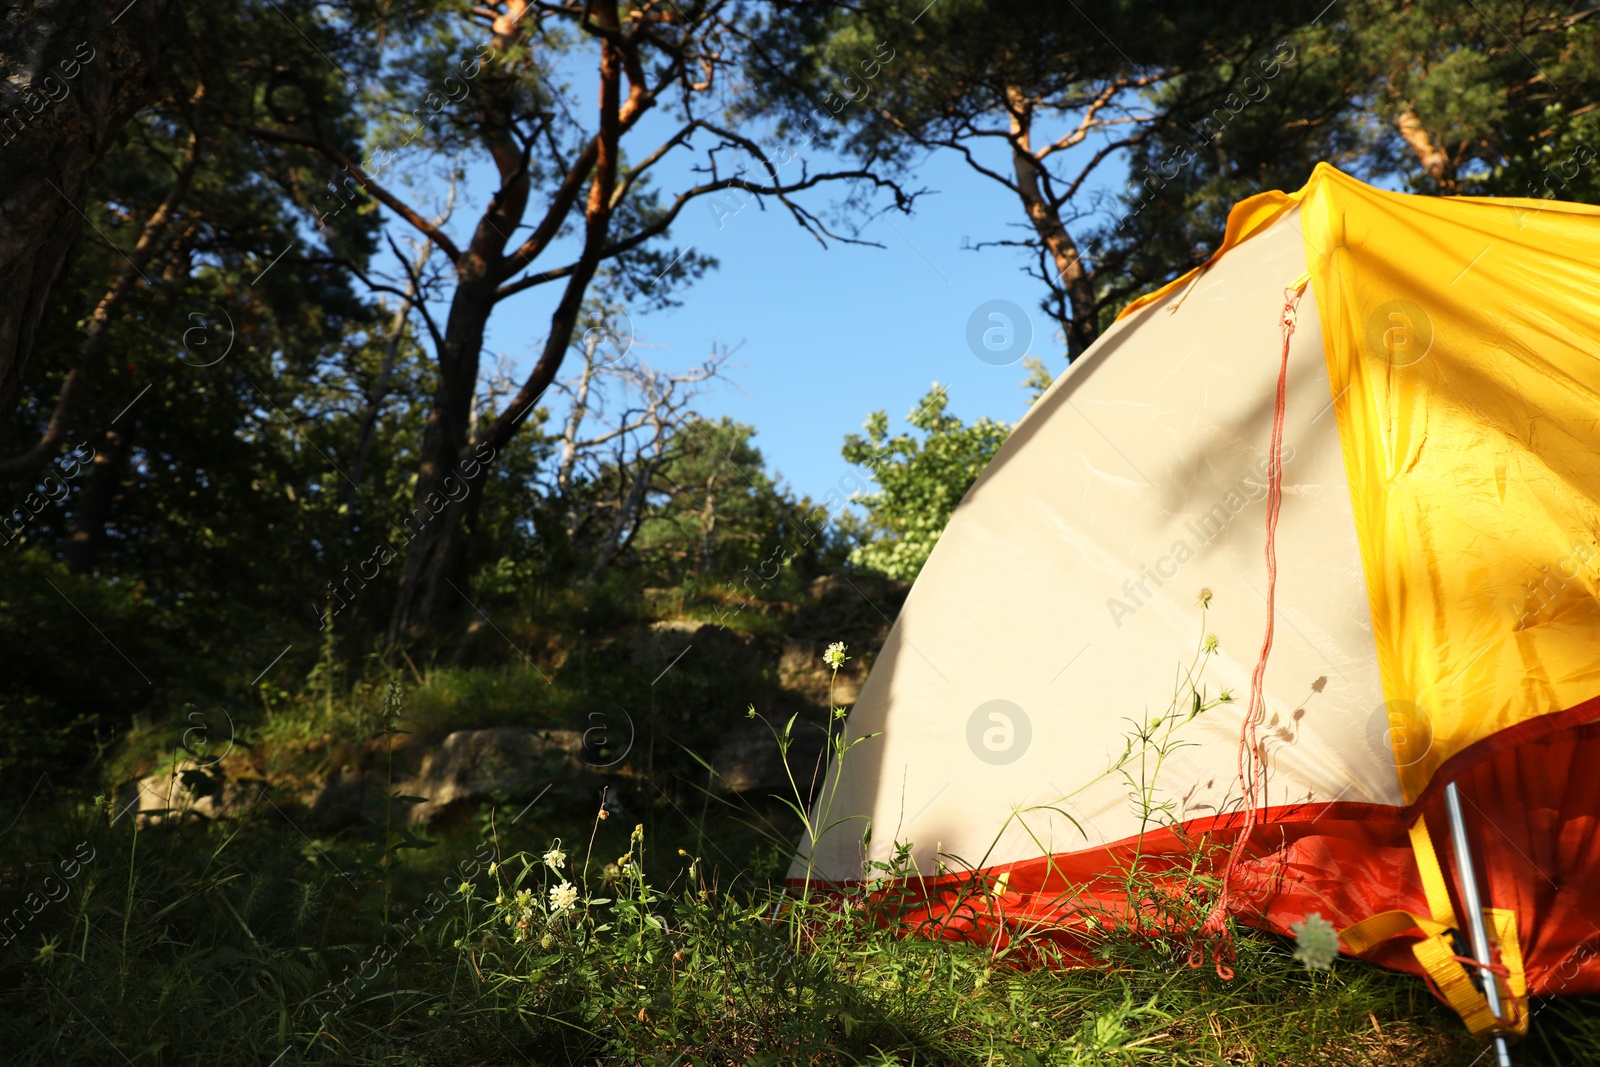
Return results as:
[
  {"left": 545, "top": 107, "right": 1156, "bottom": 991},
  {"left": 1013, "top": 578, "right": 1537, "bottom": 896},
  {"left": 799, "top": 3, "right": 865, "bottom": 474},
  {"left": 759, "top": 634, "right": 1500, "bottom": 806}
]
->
[{"left": 793, "top": 716, "right": 1600, "bottom": 1002}]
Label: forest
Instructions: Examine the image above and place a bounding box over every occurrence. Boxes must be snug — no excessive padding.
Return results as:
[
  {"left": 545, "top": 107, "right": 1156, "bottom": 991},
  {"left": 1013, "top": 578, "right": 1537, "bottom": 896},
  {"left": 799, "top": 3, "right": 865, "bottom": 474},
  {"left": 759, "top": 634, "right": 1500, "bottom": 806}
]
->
[{"left": 2, "top": 1, "right": 1599, "bottom": 1063}]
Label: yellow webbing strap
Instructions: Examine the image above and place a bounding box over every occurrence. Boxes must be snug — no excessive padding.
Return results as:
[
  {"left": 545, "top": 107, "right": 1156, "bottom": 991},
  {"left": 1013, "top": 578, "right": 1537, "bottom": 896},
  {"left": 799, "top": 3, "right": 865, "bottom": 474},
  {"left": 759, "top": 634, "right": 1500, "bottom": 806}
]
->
[
  {"left": 1339, "top": 908, "right": 1448, "bottom": 954},
  {"left": 1409, "top": 814, "right": 1457, "bottom": 926},
  {"left": 1337, "top": 815, "right": 1528, "bottom": 1039},
  {"left": 1490, "top": 909, "right": 1530, "bottom": 1034}
]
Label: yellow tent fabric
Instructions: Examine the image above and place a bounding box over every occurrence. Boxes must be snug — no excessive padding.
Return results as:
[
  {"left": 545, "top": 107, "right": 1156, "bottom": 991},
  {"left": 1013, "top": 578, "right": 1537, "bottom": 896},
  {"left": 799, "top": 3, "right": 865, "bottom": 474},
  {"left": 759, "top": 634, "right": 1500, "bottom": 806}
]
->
[
  {"left": 1119, "top": 165, "right": 1600, "bottom": 1036},
  {"left": 1121, "top": 164, "right": 1600, "bottom": 803},
  {"left": 1301, "top": 164, "right": 1600, "bottom": 803}
]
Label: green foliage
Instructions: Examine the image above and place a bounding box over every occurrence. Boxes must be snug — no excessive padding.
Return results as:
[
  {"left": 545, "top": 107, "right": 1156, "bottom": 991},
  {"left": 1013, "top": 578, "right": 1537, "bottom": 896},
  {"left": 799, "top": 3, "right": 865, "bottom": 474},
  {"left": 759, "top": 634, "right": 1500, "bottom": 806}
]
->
[
  {"left": 841, "top": 385, "right": 1011, "bottom": 581},
  {"left": 464, "top": 408, "right": 842, "bottom": 624},
  {"left": 0, "top": 717, "right": 1527, "bottom": 1067},
  {"left": 1343, "top": 0, "right": 1600, "bottom": 201},
  {"left": 0, "top": 1, "right": 402, "bottom": 756},
  {"left": 1102, "top": 0, "right": 1600, "bottom": 302},
  {"left": 759, "top": 0, "right": 1324, "bottom": 165},
  {"left": 0, "top": 550, "right": 186, "bottom": 781},
  {"left": 630, "top": 417, "right": 837, "bottom": 588}
]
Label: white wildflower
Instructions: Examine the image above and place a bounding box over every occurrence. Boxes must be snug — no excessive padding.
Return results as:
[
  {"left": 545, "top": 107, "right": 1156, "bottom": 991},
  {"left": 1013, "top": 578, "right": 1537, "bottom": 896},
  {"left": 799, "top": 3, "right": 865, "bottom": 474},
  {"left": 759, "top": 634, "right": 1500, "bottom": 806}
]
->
[
  {"left": 549, "top": 881, "right": 580, "bottom": 914},
  {"left": 823, "top": 641, "right": 848, "bottom": 670},
  {"left": 543, "top": 846, "right": 567, "bottom": 871}
]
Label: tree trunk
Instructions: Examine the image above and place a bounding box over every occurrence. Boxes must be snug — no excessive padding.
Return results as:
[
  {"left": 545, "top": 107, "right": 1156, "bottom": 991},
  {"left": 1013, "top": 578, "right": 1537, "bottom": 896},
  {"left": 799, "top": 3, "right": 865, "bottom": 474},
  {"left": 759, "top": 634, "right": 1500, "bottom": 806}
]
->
[
  {"left": 1395, "top": 106, "right": 1454, "bottom": 190},
  {"left": 388, "top": 0, "right": 625, "bottom": 644},
  {"left": 0, "top": 0, "right": 171, "bottom": 434},
  {"left": 386, "top": 274, "right": 497, "bottom": 643},
  {"left": 345, "top": 263, "right": 422, "bottom": 508},
  {"left": 1006, "top": 88, "right": 1099, "bottom": 359},
  {"left": 387, "top": 256, "right": 612, "bottom": 642},
  {"left": 556, "top": 336, "right": 598, "bottom": 499}
]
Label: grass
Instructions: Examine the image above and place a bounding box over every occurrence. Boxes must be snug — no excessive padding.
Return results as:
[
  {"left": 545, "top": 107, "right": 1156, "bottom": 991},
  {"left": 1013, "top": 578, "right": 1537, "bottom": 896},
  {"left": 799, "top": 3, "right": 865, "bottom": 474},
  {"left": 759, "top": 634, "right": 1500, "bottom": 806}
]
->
[
  {"left": 3, "top": 772, "right": 1597, "bottom": 1064},
  {"left": 5, "top": 611, "right": 1599, "bottom": 1065},
  {"left": 0, "top": 793, "right": 1489, "bottom": 1066}
]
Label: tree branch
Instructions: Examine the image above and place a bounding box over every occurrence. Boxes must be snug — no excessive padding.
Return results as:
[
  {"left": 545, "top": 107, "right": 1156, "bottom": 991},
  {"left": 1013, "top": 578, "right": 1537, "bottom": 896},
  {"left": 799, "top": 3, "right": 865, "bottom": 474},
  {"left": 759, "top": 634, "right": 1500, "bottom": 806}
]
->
[
  {"left": 0, "top": 116, "right": 204, "bottom": 480},
  {"left": 239, "top": 123, "right": 465, "bottom": 262}
]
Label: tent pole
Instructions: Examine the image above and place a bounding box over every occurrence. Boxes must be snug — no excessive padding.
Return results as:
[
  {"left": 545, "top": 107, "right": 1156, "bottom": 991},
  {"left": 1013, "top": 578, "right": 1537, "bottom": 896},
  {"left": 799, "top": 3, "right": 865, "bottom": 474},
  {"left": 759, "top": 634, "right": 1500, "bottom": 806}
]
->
[{"left": 1443, "top": 780, "right": 1512, "bottom": 1067}]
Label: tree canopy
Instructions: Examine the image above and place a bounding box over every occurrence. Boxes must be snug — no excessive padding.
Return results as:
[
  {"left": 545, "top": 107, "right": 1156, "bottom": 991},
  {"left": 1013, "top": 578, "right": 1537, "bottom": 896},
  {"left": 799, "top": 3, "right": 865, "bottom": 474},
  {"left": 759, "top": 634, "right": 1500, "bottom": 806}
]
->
[{"left": 1, "top": 0, "right": 1597, "bottom": 772}]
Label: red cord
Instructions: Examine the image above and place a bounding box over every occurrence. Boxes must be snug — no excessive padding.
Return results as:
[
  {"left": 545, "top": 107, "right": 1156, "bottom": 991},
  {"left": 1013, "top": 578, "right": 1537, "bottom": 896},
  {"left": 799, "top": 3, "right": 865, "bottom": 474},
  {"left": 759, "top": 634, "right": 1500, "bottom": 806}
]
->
[{"left": 1190, "top": 280, "right": 1307, "bottom": 979}]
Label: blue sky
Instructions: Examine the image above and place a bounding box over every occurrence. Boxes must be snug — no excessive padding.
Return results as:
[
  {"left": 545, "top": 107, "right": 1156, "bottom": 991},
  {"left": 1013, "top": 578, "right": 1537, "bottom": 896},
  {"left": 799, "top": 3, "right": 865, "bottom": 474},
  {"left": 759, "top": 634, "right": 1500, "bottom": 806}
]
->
[
  {"left": 358, "top": 31, "right": 1143, "bottom": 509},
  {"left": 453, "top": 143, "right": 1106, "bottom": 506}
]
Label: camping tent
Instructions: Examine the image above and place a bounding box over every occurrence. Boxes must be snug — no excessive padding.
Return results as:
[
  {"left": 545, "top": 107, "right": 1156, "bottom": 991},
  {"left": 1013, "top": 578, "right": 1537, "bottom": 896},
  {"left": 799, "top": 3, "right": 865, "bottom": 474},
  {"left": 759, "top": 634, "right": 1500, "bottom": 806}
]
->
[{"left": 790, "top": 163, "right": 1600, "bottom": 1053}]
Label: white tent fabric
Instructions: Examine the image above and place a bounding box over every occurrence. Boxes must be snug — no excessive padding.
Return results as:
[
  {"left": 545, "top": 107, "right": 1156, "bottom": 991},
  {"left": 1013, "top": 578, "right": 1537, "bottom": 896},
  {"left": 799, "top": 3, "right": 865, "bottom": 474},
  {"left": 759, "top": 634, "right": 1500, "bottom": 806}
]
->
[{"left": 794, "top": 207, "right": 1397, "bottom": 884}]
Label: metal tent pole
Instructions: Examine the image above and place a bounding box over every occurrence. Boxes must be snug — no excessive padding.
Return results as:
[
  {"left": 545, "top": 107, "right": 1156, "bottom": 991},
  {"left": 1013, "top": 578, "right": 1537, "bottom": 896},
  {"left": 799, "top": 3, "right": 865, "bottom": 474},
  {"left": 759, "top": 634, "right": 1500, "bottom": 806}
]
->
[{"left": 1443, "top": 780, "right": 1512, "bottom": 1067}]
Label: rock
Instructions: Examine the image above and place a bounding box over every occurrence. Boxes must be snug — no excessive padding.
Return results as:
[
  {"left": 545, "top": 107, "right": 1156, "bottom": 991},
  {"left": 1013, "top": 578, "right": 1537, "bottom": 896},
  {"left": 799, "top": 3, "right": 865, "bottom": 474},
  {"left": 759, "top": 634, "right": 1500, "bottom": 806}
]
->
[
  {"left": 626, "top": 619, "right": 757, "bottom": 673},
  {"left": 115, "top": 762, "right": 258, "bottom": 824},
  {"left": 800, "top": 573, "right": 908, "bottom": 631},
  {"left": 709, "top": 720, "right": 826, "bottom": 798},
  {"left": 398, "top": 727, "right": 585, "bottom": 824},
  {"left": 779, "top": 638, "right": 863, "bottom": 706},
  {"left": 306, "top": 769, "right": 387, "bottom": 827}
]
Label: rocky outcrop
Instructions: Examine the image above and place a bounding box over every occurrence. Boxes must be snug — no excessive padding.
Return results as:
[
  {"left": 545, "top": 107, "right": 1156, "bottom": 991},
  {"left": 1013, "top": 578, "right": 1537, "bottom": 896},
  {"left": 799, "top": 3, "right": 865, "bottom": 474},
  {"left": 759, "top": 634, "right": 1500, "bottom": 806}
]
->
[
  {"left": 776, "top": 574, "right": 906, "bottom": 709},
  {"left": 115, "top": 761, "right": 259, "bottom": 824},
  {"left": 398, "top": 727, "right": 586, "bottom": 825},
  {"left": 110, "top": 575, "right": 910, "bottom": 833},
  {"left": 627, "top": 618, "right": 758, "bottom": 674},
  {"left": 778, "top": 638, "right": 865, "bottom": 707},
  {"left": 708, "top": 720, "right": 827, "bottom": 799},
  {"left": 116, "top": 728, "right": 603, "bottom": 829}
]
